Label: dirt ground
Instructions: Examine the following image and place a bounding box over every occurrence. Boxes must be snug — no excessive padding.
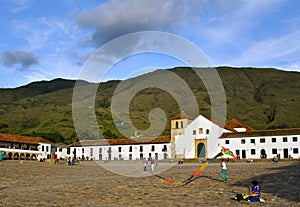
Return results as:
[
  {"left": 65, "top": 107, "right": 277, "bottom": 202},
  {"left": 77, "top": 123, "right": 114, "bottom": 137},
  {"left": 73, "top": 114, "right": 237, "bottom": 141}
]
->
[{"left": 0, "top": 160, "right": 299, "bottom": 207}]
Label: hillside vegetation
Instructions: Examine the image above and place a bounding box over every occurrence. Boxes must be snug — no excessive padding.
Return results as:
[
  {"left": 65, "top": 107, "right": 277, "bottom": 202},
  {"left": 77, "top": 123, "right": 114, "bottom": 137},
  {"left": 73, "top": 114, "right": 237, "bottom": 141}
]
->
[{"left": 0, "top": 67, "right": 299, "bottom": 143}]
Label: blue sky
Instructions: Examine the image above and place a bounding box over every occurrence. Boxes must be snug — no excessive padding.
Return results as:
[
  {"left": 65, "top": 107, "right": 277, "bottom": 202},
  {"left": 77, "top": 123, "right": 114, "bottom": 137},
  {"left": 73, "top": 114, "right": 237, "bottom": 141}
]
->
[{"left": 0, "top": 0, "right": 300, "bottom": 88}]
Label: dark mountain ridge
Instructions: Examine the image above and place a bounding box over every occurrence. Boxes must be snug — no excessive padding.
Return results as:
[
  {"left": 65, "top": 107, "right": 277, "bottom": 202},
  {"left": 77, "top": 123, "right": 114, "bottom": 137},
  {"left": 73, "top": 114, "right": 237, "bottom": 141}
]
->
[{"left": 0, "top": 67, "right": 299, "bottom": 143}]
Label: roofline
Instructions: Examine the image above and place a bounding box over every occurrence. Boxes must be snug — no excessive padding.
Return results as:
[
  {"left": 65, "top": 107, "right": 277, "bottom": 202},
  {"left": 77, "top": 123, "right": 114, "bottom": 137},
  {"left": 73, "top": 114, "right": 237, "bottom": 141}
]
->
[
  {"left": 220, "top": 128, "right": 300, "bottom": 138},
  {"left": 0, "top": 133, "right": 53, "bottom": 144},
  {"left": 69, "top": 136, "right": 171, "bottom": 147}
]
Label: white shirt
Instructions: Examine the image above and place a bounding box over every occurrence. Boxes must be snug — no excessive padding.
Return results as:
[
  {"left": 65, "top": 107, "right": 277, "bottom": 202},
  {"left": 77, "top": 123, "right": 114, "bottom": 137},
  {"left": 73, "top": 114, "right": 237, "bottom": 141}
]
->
[{"left": 221, "top": 161, "right": 227, "bottom": 170}]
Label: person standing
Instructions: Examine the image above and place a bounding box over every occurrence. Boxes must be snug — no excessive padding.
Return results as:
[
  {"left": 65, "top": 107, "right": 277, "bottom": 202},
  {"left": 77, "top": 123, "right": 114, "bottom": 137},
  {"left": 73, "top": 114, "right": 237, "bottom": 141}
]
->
[
  {"left": 221, "top": 158, "right": 227, "bottom": 181},
  {"left": 150, "top": 158, "right": 155, "bottom": 172},
  {"left": 143, "top": 161, "right": 148, "bottom": 173}
]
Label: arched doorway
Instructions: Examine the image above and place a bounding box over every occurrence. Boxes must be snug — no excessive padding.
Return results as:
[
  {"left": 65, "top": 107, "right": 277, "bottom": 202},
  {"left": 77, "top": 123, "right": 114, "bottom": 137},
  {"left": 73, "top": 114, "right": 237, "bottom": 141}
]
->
[
  {"left": 8, "top": 152, "right": 13, "bottom": 160},
  {"left": 260, "top": 149, "right": 266, "bottom": 159},
  {"left": 13, "top": 153, "right": 19, "bottom": 160},
  {"left": 197, "top": 143, "right": 205, "bottom": 158},
  {"left": 2, "top": 152, "right": 6, "bottom": 160}
]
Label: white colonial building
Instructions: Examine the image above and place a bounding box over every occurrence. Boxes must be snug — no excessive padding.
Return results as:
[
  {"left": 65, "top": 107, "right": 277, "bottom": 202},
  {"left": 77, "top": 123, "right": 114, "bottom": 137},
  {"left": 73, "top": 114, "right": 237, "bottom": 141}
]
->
[
  {"left": 172, "top": 112, "right": 299, "bottom": 159},
  {"left": 65, "top": 136, "right": 170, "bottom": 161},
  {"left": 219, "top": 128, "right": 300, "bottom": 159},
  {"left": 61, "top": 112, "right": 300, "bottom": 161},
  {"left": 0, "top": 133, "right": 52, "bottom": 160}
]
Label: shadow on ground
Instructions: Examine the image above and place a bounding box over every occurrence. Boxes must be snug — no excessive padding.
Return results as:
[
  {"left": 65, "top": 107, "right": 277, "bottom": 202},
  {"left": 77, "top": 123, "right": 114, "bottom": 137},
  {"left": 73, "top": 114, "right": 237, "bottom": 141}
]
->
[{"left": 231, "top": 161, "right": 300, "bottom": 203}]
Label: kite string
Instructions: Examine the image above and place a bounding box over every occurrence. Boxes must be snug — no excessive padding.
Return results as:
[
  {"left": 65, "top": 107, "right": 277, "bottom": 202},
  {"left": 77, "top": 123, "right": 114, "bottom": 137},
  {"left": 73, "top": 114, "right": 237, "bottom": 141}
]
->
[{"left": 153, "top": 147, "right": 234, "bottom": 185}]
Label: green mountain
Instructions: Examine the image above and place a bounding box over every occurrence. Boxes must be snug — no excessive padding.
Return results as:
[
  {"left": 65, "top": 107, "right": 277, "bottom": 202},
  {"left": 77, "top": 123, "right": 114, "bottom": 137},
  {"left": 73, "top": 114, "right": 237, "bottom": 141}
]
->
[{"left": 0, "top": 67, "right": 299, "bottom": 143}]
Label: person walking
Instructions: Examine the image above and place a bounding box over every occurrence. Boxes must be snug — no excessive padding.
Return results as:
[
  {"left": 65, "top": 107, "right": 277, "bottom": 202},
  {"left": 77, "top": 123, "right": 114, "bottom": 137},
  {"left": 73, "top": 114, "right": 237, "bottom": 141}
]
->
[
  {"left": 150, "top": 158, "right": 155, "bottom": 172},
  {"left": 221, "top": 158, "right": 227, "bottom": 181}
]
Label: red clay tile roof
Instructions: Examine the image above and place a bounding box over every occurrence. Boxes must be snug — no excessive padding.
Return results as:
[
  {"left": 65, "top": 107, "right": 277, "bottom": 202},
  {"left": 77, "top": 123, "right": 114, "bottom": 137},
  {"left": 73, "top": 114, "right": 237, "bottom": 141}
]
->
[
  {"left": 69, "top": 136, "right": 171, "bottom": 147},
  {"left": 220, "top": 128, "right": 300, "bottom": 138},
  {"left": 0, "top": 133, "right": 52, "bottom": 144},
  {"left": 170, "top": 111, "right": 193, "bottom": 120},
  {"left": 224, "top": 119, "right": 254, "bottom": 132}
]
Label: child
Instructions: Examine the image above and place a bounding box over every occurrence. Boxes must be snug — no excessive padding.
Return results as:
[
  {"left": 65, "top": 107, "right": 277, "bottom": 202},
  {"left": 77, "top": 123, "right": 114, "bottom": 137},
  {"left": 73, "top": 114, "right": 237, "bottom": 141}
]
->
[
  {"left": 220, "top": 159, "right": 227, "bottom": 181},
  {"left": 143, "top": 161, "right": 147, "bottom": 173},
  {"left": 235, "top": 180, "right": 265, "bottom": 202}
]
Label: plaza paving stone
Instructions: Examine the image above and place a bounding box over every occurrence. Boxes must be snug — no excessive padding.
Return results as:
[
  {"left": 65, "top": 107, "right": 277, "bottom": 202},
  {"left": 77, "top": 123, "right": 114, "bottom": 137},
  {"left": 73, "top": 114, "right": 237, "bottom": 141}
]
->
[{"left": 0, "top": 160, "right": 299, "bottom": 206}]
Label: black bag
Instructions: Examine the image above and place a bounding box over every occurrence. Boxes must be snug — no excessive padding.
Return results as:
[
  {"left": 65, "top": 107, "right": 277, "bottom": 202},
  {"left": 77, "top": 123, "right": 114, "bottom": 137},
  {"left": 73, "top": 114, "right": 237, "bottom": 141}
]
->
[{"left": 235, "top": 194, "right": 244, "bottom": 202}]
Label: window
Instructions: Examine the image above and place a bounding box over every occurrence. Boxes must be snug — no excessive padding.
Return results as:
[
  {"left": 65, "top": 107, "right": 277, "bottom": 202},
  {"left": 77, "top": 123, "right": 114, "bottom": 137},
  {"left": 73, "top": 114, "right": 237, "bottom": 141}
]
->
[
  {"left": 292, "top": 137, "right": 298, "bottom": 142},
  {"left": 272, "top": 148, "right": 277, "bottom": 154},
  {"left": 293, "top": 148, "right": 298, "bottom": 154},
  {"left": 42, "top": 145, "right": 44, "bottom": 151},
  {"left": 118, "top": 147, "right": 122, "bottom": 152},
  {"left": 198, "top": 128, "right": 203, "bottom": 134},
  {"left": 181, "top": 121, "right": 183, "bottom": 128},
  {"left": 192, "top": 130, "right": 196, "bottom": 135},
  {"left": 272, "top": 138, "right": 276, "bottom": 143},
  {"left": 140, "top": 146, "right": 143, "bottom": 152},
  {"left": 206, "top": 129, "right": 210, "bottom": 134},
  {"left": 283, "top": 137, "right": 288, "bottom": 142},
  {"left": 129, "top": 146, "right": 132, "bottom": 152},
  {"left": 46, "top": 146, "right": 49, "bottom": 152},
  {"left": 162, "top": 145, "right": 167, "bottom": 152},
  {"left": 90, "top": 148, "right": 93, "bottom": 157},
  {"left": 225, "top": 140, "right": 230, "bottom": 144},
  {"left": 175, "top": 122, "right": 179, "bottom": 129},
  {"left": 251, "top": 149, "right": 256, "bottom": 155},
  {"left": 151, "top": 145, "right": 155, "bottom": 152},
  {"left": 99, "top": 151, "right": 102, "bottom": 160},
  {"left": 241, "top": 139, "right": 246, "bottom": 144},
  {"left": 250, "top": 139, "right": 255, "bottom": 144},
  {"left": 260, "top": 138, "right": 266, "bottom": 143}
]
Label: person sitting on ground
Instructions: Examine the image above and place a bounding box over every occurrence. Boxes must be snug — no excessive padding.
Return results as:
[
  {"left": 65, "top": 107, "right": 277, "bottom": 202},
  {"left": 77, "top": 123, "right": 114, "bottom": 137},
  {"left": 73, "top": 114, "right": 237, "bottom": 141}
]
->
[
  {"left": 235, "top": 180, "right": 265, "bottom": 202},
  {"left": 272, "top": 156, "right": 278, "bottom": 163}
]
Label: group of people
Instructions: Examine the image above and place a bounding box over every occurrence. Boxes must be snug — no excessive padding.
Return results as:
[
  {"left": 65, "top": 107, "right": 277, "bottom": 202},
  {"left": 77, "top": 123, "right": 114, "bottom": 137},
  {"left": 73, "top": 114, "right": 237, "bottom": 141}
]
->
[
  {"left": 221, "top": 158, "right": 265, "bottom": 203},
  {"left": 143, "top": 157, "right": 157, "bottom": 173}
]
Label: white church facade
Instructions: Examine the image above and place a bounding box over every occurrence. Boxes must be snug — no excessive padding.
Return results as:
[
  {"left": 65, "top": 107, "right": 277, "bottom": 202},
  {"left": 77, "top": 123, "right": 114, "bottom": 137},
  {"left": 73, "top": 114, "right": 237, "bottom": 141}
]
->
[{"left": 171, "top": 112, "right": 231, "bottom": 159}]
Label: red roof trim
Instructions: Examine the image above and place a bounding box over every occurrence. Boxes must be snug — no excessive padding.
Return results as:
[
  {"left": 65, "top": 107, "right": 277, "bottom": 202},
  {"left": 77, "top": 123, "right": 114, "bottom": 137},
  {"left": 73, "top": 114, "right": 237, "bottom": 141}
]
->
[
  {"left": 220, "top": 128, "right": 300, "bottom": 138},
  {"left": 170, "top": 111, "right": 192, "bottom": 120},
  {"left": 69, "top": 136, "right": 171, "bottom": 147},
  {"left": 0, "top": 133, "right": 53, "bottom": 144}
]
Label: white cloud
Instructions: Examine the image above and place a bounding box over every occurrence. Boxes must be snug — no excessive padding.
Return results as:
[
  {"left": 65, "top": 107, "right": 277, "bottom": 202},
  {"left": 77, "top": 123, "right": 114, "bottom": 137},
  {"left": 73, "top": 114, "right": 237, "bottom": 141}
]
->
[
  {"left": 10, "top": 17, "right": 79, "bottom": 51},
  {"left": 232, "top": 31, "right": 300, "bottom": 67},
  {"left": 23, "top": 54, "right": 81, "bottom": 85},
  {"left": 76, "top": 0, "right": 189, "bottom": 47},
  {"left": 201, "top": 0, "right": 283, "bottom": 44}
]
